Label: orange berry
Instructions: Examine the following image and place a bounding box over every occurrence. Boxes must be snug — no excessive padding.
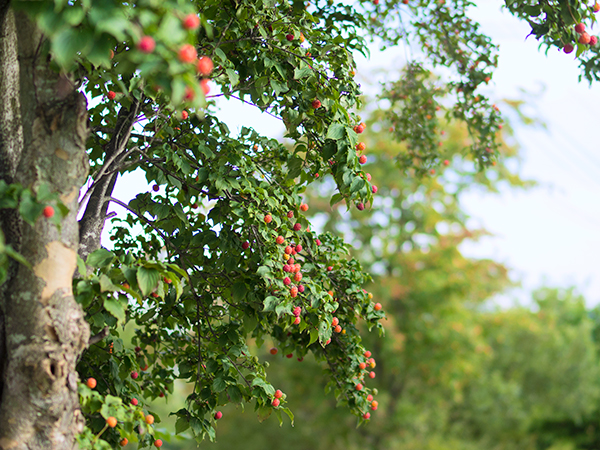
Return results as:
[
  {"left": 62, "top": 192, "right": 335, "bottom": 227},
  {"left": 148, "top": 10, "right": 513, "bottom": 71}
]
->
[
  {"left": 154, "top": 440, "right": 163, "bottom": 448},
  {"left": 145, "top": 414, "right": 155, "bottom": 425},
  {"left": 106, "top": 416, "right": 117, "bottom": 428},
  {"left": 120, "top": 438, "right": 129, "bottom": 447},
  {"left": 374, "top": 302, "right": 382, "bottom": 311},
  {"left": 86, "top": 377, "right": 97, "bottom": 389},
  {"left": 264, "top": 214, "right": 272, "bottom": 224}
]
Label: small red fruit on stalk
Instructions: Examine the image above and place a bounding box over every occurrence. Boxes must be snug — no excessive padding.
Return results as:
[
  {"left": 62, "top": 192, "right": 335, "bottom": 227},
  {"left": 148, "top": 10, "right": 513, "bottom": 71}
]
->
[
  {"left": 107, "top": 90, "right": 116, "bottom": 100},
  {"left": 178, "top": 44, "right": 197, "bottom": 63},
  {"left": 363, "top": 412, "right": 371, "bottom": 419},
  {"left": 183, "top": 13, "right": 200, "bottom": 30},
  {"left": 295, "top": 244, "right": 302, "bottom": 253},
  {"left": 359, "top": 155, "right": 367, "bottom": 164},
  {"left": 285, "top": 245, "right": 293, "bottom": 254},
  {"left": 594, "top": 2, "right": 600, "bottom": 13},
  {"left": 276, "top": 236, "right": 285, "bottom": 244},
  {"left": 294, "top": 272, "right": 302, "bottom": 282},
  {"left": 293, "top": 223, "right": 302, "bottom": 231},
  {"left": 120, "top": 438, "right": 129, "bottom": 447},
  {"left": 332, "top": 317, "right": 339, "bottom": 327},
  {"left": 357, "top": 202, "right": 365, "bottom": 211},
  {"left": 369, "top": 371, "right": 376, "bottom": 379},
  {"left": 200, "top": 79, "right": 210, "bottom": 95},
  {"left": 300, "top": 203, "right": 309, "bottom": 211},
  {"left": 197, "top": 56, "right": 214, "bottom": 76},
  {"left": 298, "top": 284, "right": 304, "bottom": 293},
  {"left": 286, "top": 33, "right": 294, "bottom": 41},
  {"left": 563, "top": 43, "right": 574, "bottom": 54},
  {"left": 131, "top": 398, "right": 139, "bottom": 406},
  {"left": 374, "top": 302, "right": 382, "bottom": 311},
  {"left": 131, "top": 371, "right": 139, "bottom": 379},
  {"left": 364, "top": 350, "right": 372, "bottom": 358},
  {"left": 242, "top": 241, "right": 250, "bottom": 250},
  {"left": 214, "top": 411, "right": 223, "bottom": 419},
  {"left": 43, "top": 206, "right": 54, "bottom": 218},
  {"left": 334, "top": 325, "right": 342, "bottom": 333},
  {"left": 356, "top": 142, "right": 366, "bottom": 151},
  {"left": 443, "top": 159, "right": 450, "bottom": 166},
  {"left": 138, "top": 36, "right": 156, "bottom": 53},
  {"left": 272, "top": 398, "right": 280, "bottom": 407},
  {"left": 590, "top": 35, "right": 598, "bottom": 46},
  {"left": 355, "top": 383, "right": 363, "bottom": 391},
  {"left": 293, "top": 306, "right": 301, "bottom": 316},
  {"left": 286, "top": 353, "right": 293, "bottom": 358},
  {"left": 86, "top": 378, "right": 97, "bottom": 389},
  {"left": 290, "top": 286, "right": 298, "bottom": 297},
  {"left": 154, "top": 440, "right": 163, "bottom": 448},
  {"left": 270, "top": 347, "right": 278, "bottom": 355},
  {"left": 283, "top": 277, "right": 291, "bottom": 286},
  {"left": 372, "top": 185, "right": 378, "bottom": 194},
  {"left": 327, "top": 266, "right": 333, "bottom": 271},
  {"left": 294, "top": 316, "right": 301, "bottom": 325},
  {"left": 579, "top": 32, "right": 591, "bottom": 44},
  {"left": 275, "top": 389, "right": 283, "bottom": 399},
  {"left": 311, "top": 99, "right": 322, "bottom": 109},
  {"left": 181, "top": 110, "right": 189, "bottom": 120},
  {"left": 264, "top": 214, "right": 272, "bottom": 223},
  {"left": 575, "top": 23, "right": 585, "bottom": 34}
]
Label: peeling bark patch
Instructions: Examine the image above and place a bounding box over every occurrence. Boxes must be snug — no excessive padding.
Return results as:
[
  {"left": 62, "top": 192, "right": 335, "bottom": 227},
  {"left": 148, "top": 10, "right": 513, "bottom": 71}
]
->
[
  {"left": 33, "top": 241, "right": 76, "bottom": 303},
  {"left": 54, "top": 148, "right": 69, "bottom": 160},
  {"left": 59, "top": 186, "right": 78, "bottom": 204}
]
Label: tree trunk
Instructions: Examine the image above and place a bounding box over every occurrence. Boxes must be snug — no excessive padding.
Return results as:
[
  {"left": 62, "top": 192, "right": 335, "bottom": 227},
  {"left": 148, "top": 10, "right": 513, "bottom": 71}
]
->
[{"left": 0, "top": 8, "right": 90, "bottom": 450}]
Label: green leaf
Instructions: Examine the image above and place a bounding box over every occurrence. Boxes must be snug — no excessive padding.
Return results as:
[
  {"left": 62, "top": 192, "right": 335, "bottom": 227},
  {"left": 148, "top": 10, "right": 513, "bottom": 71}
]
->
[
  {"left": 350, "top": 177, "right": 365, "bottom": 193},
  {"left": 212, "top": 377, "right": 227, "bottom": 392},
  {"left": 263, "top": 296, "right": 279, "bottom": 312},
  {"left": 175, "top": 416, "right": 190, "bottom": 434},
  {"left": 87, "top": 248, "right": 115, "bottom": 268},
  {"left": 232, "top": 282, "right": 247, "bottom": 302},
  {"left": 103, "top": 297, "right": 125, "bottom": 325},
  {"left": 99, "top": 274, "right": 119, "bottom": 292},
  {"left": 137, "top": 266, "right": 160, "bottom": 296},
  {"left": 326, "top": 123, "right": 346, "bottom": 140}
]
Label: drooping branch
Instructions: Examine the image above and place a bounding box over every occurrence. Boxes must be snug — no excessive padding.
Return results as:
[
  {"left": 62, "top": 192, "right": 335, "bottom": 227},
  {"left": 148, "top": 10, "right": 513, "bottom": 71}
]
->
[{"left": 78, "top": 97, "right": 142, "bottom": 261}]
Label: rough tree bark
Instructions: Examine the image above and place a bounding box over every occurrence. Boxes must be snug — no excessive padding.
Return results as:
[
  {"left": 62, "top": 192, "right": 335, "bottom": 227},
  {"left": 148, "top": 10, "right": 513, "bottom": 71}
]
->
[{"left": 0, "top": 7, "right": 90, "bottom": 450}]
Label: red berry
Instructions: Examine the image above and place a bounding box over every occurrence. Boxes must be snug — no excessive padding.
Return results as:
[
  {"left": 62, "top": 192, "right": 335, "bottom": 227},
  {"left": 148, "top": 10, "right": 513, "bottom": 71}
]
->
[
  {"left": 242, "top": 241, "right": 250, "bottom": 250},
  {"left": 359, "top": 362, "right": 366, "bottom": 370},
  {"left": 443, "top": 159, "right": 450, "bottom": 166},
  {"left": 158, "top": 391, "right": 165, "bottom": 397},
  {"left": 293, "top": 306, "right": 302, "bottom": 316},
  {"left": 275, "top": 389, "right": 283, "bottom": 398},
  {"left": 272, "top": 398, "right": 280, "bottom": 407},
  {"left": 366, "top": 173, "right": 372, "bottom": 181},
  {"left": 374, "top": 0, "right": 379, "bottom": 4},
  {"left": 107, "top": 90, "right": 116, "bottom": 100},
  {"left": 138, "top": 36, "right": 156, "bottom": 53},
  {"left": 355, "top": 383, "right": 363, "bottom": 391},
  {"left": 579, "top": 32, "right": 591, "bottom": 44},
  {"left": 294, "top": 316, "right": 301, "bottom": 325},
  {"left": 430, "top": 169, "right": 436, "bottom": 175},
  {"left": 120, "top": 438, "right": 129, "bottom": 447},
  {"left": 181, "top": 110, "right": 189, "bottom": 120},
  {"left": 283, "top": 277, "right": 291, "bottom": 285},
  {"left": 372, "top": 185, "right": 378, "bottom": 194},
  {"left": 131, "top": 398, "right": 138, "bottom": 406},
  {"left": 364, "top": 351, "right": 372, "bottom": 358},
  {"left": 197, "top": 56, "right": 214, "bottom": 76},
  {"left": 300, "top": 203, "right": 309, "bottom": 212},
  {"left": 332, "top": 317, "right": 339, "bottom": 327},
  {"left": 575, "top": 23, "right": 585, "bottom": 34},
  {"left": 363, "top": 412, "right": 371, "bottom": 419},
  {"left": 283, "top": 264, "right": 291, "bottom": 273},
  {"left": 311, "top": 99, "right": 321, "bottom": 109},
  {"left": 270, "top": 347, "right": 278, "bottom": 355},
  {"left": 294, "top": 273, "right": 303, "bottom": 283},
  {"left": 293, "top": 223, "right": 302, "bottom": 231},
  {"left": 315, "top": 239, "right": 321, "bottom": 246},
  {"left": 200, "top": 79, "right": 210, "bottom": 95},
  {"left": 276, "top": 236, "right": 285, "bottom": 245},
  {"left": 287, "top": 211, "right": 294, "bottom": 218},
  {"left": 590, "top": 35, "right": 598, "bottom": 46},
  {"left": 86, "top": 378, "right": 97, "bottom": 389},
  {"left": 298, "top": 285, "right": 305, "bottom": 293},
  {"left": 374, "top": 302, "right": 382, "bottom": 311},
  {"left": 285, "top": 246, "right": 293, "bottom": 254},
  {"left": 295, "top": 244, "right": 302, "bottom": 253},
  {"left": 131, "top": 371, "right": 139, "bottom": 379},
  {"left": 43, "top": 206, "right": 54, "bottom": 218},
  {"left": 145, "top": 415, "right": 154, "bottom": 424},
  {"left": 594, "top": 2, "right": 600, "bottom": 12},
  {"left": 356, "top": 142, "right": 366, "bottom": 151},
  {"left": 369, "top": 371, "right": 376, "bottom": 379},
  {"left": 286, "top": 33, "right": 294, "bottom": 41},
  {"left": 182, "top": 13, "right": 200, "bottom": 30},
  {"left": 154, "top": 439, "right": 163, "bottom": 448},
  {"left": 334, "top": 325, "right": 342, "bottom": 333},
  {"left": 294, "top": 264, "right": 301, "bottom": 273},
  {"left": 359, "top": 155, "right": 367, "bottom": 164},
  {"left": 367, "top": 394, "right": 373, "bottom": 402},
  {"left": 106, "top": 416, "right": 117, "bottom": 427},
  {"left": 290, "top": 286, "right": 298, "bottom": 297},
  {"left": 178, "top": 44, "right": 197, "bottom": 63},
  {"left": 264, "top": 214, "right": 272, "bottom": 223},
  {"left": 325, "top": 338, "right": 331, "bottom": 345},
  {"left": 327, "top": 266, "right": 333, "bottom": 271},
  {"left": 286, "top": 353, "right": 293, "bottom": 358},
  {"left": 214, "top": 411, "right": 223, "bottom": 419}
]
